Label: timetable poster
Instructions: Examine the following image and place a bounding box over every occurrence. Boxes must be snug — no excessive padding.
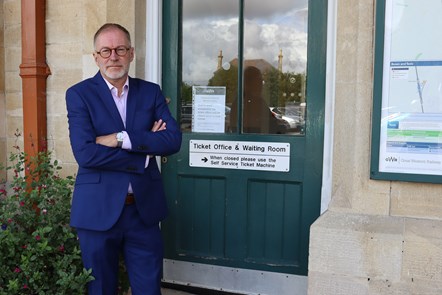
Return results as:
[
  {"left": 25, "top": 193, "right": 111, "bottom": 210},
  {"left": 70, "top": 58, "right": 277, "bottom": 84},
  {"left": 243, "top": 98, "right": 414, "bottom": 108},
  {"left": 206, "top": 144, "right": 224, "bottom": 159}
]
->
[{"left": 379, "top": 0, "right": 442, "bottom": 175}]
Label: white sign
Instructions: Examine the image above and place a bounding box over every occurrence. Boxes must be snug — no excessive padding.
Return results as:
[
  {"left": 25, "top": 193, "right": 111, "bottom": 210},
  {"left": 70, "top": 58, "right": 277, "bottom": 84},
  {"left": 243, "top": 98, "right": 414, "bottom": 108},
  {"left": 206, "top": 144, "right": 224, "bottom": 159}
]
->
[
  {"left": 192, "top": 86, "right": 226, "bottom": 133},
  {"left": 378, "top": 0, "right": 442, "bottom": 176},
  {"left": 189, "top": 140, "right": 290, "bottom": 172}
]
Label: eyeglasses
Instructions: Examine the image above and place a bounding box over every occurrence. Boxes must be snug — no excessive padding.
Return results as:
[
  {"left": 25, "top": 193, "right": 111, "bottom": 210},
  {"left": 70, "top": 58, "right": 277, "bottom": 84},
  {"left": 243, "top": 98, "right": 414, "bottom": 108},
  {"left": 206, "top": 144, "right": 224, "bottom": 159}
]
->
[{"left": 95, "top": 46, "right": 131, "bottom": 58}]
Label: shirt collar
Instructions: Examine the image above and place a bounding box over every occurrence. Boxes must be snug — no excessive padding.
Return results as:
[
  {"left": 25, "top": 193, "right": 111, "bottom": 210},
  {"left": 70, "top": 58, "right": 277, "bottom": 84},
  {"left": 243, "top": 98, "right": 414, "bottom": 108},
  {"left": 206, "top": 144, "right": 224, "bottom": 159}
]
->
[{"left": 103, "top": 76, "right": 129, "bottom": 92}]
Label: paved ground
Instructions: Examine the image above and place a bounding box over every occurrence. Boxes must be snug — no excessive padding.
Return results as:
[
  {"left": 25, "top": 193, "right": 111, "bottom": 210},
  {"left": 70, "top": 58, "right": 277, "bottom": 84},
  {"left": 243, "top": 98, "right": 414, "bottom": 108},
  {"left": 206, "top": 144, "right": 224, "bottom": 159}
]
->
[
  {"left": 125, "top": 287, "right": 196, "bottom": 295},
  {"left": 162, "top": 288, "right": 195, "bottom": 295}
]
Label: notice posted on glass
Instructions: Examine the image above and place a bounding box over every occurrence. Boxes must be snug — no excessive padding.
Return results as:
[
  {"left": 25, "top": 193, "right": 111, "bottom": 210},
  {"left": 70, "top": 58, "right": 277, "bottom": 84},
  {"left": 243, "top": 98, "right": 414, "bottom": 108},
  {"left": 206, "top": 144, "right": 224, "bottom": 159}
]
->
[{"left": 192, "top": 86, "right": 226, "bottom": 133}]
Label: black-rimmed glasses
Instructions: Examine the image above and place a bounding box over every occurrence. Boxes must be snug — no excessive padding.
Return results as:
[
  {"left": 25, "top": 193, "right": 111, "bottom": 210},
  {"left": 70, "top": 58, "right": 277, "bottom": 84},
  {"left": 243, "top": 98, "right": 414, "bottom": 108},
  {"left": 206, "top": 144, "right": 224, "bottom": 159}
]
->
[{"left": 95, "top": 46, "right": 131, "bottom": 58}]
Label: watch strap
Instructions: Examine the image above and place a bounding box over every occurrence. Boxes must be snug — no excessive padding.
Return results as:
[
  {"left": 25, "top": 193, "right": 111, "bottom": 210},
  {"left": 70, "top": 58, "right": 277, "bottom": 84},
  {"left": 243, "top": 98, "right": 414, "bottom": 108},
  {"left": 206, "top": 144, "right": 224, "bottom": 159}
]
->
[{"left": 116, "top": 132, "right": 124, "bottom": 148}]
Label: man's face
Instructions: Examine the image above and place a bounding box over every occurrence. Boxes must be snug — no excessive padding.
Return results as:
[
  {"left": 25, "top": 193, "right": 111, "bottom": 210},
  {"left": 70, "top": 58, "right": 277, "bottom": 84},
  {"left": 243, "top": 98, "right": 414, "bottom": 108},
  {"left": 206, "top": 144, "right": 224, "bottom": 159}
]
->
[{"left": 93, "top": 28, "right": 134, "bottom": 84}]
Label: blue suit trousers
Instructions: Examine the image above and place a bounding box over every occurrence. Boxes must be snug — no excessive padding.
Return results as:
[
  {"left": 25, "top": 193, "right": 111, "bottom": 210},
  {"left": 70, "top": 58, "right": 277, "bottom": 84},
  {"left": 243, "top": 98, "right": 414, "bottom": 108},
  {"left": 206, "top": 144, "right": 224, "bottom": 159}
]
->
[{"left": 77, "top": 204, "right": 163, "bottom": 295}]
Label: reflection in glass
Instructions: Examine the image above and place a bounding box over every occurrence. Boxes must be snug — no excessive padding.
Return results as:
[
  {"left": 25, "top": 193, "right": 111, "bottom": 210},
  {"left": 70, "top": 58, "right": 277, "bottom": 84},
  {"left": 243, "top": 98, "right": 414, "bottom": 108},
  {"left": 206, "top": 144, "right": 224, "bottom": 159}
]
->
[
  {"left": 180, "top": 0, "right": 307, "bottom": 135},
  {"left": 241, "top": 0, "right": 308, "bottom": 134},
  {"left": 230, "top": 66, "right": 287, "bottom": 133},
  {"left": 181, "top": 0, "right": 239, "bottom": 133}
]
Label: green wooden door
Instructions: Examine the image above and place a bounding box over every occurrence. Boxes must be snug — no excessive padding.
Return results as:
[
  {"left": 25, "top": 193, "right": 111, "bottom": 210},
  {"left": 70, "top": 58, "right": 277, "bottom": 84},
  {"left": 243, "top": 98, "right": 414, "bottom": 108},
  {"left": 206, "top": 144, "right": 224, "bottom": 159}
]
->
[{"left": 161, "top": 0, "right": 327, "bottom": 279}]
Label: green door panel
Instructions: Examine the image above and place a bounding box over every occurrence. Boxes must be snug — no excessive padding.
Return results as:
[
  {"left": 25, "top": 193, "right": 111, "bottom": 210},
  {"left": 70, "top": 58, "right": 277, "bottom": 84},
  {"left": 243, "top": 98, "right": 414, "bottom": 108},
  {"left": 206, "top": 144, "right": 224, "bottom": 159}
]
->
[
  {"left": 161, "top": 0, "right": 327, "bottom": 276},
  {"left": 170, "top": 173, "right": 303, "bottom": 273}
]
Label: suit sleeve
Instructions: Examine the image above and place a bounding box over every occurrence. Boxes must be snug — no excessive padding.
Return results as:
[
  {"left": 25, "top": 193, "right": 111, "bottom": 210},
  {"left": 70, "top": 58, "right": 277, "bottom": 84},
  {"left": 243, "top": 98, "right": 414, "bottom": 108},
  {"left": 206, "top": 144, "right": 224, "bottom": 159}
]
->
[
  {"left": 127, "top": 84, "right": 182, "bottom": 157},
  {"left": 66, "top": 86, "right": 146, "bottom": 174}
]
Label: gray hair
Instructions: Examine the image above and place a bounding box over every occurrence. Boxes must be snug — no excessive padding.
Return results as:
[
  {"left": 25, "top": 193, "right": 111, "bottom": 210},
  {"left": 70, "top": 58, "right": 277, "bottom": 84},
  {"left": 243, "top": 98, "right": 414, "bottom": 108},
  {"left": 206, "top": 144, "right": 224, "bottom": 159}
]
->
[{"left": 93, "top": 23, "right": 131, "bottom": 48}]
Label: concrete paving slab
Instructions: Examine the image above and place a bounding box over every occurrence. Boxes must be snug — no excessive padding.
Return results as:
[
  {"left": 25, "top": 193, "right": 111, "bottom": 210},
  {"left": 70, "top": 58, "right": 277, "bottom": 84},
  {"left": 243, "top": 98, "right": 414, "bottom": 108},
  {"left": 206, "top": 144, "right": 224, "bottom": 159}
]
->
[{"left": 161, "top": 288, "right": 196, "bottom": 295}]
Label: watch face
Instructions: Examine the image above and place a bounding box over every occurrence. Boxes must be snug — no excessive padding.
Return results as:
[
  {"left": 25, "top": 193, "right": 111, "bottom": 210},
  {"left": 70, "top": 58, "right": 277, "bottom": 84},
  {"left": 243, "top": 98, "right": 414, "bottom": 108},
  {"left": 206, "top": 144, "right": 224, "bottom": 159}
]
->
[{"left": 117, "top": 132, "right": 124, "bottom": 141}]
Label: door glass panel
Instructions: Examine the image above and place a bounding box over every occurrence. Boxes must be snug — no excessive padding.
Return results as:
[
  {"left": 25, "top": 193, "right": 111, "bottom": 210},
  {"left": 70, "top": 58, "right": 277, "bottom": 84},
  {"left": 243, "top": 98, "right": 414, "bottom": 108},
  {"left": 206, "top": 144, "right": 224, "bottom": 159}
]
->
[
  {"left": 181, "top": 0, "right": 239, "bottom": 133},
  {"left": 241, "top": 0, "right": 307, "bottom": 135}
]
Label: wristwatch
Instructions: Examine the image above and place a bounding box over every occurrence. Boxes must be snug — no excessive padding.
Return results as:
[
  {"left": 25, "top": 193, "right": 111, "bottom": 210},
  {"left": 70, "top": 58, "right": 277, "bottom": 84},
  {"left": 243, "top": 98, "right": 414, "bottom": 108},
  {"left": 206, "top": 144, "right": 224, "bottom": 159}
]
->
[{"left": 116, "top": 132, "right": 124, "bottom": 148}]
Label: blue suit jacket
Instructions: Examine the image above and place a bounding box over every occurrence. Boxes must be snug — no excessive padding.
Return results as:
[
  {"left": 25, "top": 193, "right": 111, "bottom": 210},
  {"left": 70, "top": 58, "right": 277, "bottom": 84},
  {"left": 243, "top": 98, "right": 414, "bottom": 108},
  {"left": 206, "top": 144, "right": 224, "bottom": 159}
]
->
[{"left": 66, "top": 72, "right": 182, "bottom": 231}]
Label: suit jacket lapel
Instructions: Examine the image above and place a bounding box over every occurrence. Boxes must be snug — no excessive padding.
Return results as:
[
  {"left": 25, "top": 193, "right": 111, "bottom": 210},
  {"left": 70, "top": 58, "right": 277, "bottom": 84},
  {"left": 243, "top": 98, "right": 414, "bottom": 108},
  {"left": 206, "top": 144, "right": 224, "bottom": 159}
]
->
[
  {"left": 126, "top": 77, "right": 137, "bottom": 131},
  {"left": 93, "top": 72, "right": 125, "bottom": 130}
]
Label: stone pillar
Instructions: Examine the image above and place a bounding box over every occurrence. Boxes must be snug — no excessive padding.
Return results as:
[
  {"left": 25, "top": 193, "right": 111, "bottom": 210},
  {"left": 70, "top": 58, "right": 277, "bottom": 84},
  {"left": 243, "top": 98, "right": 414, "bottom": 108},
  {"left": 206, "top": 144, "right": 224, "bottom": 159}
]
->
[{"left": 308, "top": 0, "right": 442, "bottom": 294}]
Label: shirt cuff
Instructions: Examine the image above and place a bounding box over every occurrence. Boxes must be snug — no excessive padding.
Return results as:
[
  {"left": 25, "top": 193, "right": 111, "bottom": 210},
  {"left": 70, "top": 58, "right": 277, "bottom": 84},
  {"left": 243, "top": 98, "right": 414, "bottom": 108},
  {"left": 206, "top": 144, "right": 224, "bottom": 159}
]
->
[
  {"left": 121, "top": 131, "right": 149, "bottom": 167},
  {"left": 121, "top": 131, "right": 131, "bottom": 150}
]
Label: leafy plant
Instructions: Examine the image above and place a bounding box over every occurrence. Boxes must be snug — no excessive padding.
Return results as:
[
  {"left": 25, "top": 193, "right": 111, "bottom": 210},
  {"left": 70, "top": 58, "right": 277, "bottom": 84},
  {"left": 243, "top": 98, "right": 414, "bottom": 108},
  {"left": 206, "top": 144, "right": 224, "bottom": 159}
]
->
[{"left": 0, "top": 137, "right": 93, "bottom": 294}]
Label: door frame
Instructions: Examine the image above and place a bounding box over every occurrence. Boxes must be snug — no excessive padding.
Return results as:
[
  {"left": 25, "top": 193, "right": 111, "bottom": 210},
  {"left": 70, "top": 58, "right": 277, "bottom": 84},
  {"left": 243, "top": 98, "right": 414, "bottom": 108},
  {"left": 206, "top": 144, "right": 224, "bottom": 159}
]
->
[{"left": 145, "top": 0, "right": 337, "bottom": 293}]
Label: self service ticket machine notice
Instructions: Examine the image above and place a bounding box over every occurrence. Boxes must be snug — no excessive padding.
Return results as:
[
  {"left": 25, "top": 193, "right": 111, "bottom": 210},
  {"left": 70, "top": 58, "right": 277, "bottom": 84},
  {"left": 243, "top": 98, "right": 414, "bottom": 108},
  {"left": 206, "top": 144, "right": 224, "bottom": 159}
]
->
[{"left": 189, "top": 139, "right": 290, "bottom": 172}]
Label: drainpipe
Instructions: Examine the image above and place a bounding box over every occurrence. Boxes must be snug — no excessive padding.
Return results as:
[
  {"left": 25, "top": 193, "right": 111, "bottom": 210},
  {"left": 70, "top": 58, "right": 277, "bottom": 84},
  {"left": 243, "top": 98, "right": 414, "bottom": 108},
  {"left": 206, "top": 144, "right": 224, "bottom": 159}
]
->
[{"left": 19, "top": 0, "right": 51, "bottom": 157}]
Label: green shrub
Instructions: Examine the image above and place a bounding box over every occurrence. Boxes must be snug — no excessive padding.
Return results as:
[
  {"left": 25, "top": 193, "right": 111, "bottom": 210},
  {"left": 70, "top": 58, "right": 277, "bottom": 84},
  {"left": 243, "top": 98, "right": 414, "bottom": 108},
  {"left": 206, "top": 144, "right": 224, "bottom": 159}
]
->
[
  {"left": 0, "top": 129, "right": 134, "bottom": 294},
  {"left": 0, "top": 142, "right": 94, "bottom": 295}
]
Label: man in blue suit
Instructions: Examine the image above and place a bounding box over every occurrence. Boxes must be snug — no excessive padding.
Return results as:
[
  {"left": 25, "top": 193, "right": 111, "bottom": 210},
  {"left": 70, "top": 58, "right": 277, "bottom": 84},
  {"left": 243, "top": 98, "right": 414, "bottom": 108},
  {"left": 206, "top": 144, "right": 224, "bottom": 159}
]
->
[{"left": 66, "top": 23, "right": 182, "bottom": 295}]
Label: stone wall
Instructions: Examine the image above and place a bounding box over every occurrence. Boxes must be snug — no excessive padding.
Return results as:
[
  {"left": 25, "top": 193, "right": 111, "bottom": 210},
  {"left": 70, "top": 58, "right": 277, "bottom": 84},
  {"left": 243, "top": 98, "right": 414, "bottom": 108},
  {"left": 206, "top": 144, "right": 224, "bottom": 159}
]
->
[
  {"left": 2, "top": 0, "right": 22, "bottom": 178},
  {"left": 307, "top": 1, "right": 442, "bottom": 294},
  {"left": 46, "top": 0, "right": 145, "bottom": 178},
  {"left": 0, "top": 1, "right": 5, "bottom": 181},
  {"left": 1, "top": 0, "right": 146, "bottom": 179}
]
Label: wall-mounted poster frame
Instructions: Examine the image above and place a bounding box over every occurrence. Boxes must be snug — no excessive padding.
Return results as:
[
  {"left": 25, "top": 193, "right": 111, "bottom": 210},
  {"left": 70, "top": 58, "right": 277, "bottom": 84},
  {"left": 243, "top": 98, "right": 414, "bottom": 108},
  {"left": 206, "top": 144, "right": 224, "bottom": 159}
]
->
[{"left": 371, "top": 0, "right": 442, "bottom": 183}]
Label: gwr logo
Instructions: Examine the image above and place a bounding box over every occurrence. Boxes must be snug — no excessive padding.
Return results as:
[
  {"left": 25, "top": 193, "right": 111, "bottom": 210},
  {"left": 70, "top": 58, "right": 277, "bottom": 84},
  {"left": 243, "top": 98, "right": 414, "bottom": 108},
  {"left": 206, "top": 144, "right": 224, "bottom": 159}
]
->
[{"left": 385, "top": 156, "right": 398, "bottom": 162}]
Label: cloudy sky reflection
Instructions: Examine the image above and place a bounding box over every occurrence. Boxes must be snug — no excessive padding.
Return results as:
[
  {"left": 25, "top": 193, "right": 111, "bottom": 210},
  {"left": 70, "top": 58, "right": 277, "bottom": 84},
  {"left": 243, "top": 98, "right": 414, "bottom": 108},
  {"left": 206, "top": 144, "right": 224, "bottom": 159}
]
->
[{"left": 182, "top": 0, "right": 308, "bottom": 84}]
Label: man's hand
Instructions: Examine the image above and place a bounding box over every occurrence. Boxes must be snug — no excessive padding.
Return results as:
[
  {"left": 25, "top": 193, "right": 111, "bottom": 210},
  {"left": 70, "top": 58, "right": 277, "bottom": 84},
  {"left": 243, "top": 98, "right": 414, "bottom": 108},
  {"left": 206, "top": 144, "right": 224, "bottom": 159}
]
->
[
  {"left": 95, "top": 120, "right": 167, "bottom": 148},
  {"left": 152, "top": 119, "right": 166, "bottom": 132},
  {"left": 96, "top": 133, "right": 118, "bottom": 147}
]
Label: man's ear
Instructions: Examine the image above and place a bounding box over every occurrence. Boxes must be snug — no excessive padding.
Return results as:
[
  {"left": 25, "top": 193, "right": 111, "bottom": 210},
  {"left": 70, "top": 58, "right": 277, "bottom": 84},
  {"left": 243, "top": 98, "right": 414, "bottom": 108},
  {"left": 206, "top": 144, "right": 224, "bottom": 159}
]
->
[
  {"left": 129, "top": 48, "right": 135, "bottom": 62},
  {"left": 93, "top": 53, "right": 99, "bottom": 65}
]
